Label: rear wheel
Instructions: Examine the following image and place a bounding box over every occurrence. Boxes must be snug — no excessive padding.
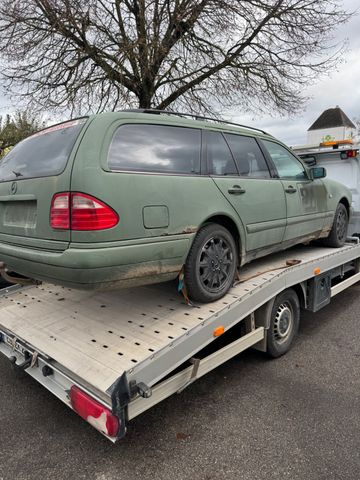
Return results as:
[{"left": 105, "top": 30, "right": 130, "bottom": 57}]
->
[
  {"left": 184, "top": 224, "right": 237, "bottom": 303},
  {"left": 266, "top": 289, "right": 300, "bottom": 358},
  {"left": 322, "top": 203, "right": 348, "bottom": 247}
]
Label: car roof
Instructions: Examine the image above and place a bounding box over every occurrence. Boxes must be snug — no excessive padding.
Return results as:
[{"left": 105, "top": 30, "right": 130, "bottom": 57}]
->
[{"left": 89, "top": 110, "right": 275, "bottom": 140}]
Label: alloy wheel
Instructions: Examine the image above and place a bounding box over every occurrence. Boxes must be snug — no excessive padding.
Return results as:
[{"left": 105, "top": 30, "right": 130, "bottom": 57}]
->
[
  {"left": 336, "top": 208, "right": 347, "bottom": 243},
  {"left": 199, "top": 236, "right": 233, "bottom": 293}
]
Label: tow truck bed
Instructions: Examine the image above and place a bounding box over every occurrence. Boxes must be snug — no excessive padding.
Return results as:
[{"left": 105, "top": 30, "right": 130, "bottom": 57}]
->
[{"left": 1, "top": 242, "right": 360, "bottom": 440}]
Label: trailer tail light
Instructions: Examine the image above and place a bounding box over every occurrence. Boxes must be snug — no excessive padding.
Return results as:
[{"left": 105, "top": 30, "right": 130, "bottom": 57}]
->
[
  {"left": 50, "top": 192, "right": 119, "bottom": 230},
  {"left": 340, "top": 149, "right": 359, "bottom": 159},
  {"left": 70, "top": 385, "right": 119, "bottom": 438}
]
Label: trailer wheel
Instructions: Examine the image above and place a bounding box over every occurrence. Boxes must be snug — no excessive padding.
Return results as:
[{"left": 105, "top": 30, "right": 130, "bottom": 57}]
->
[
  {"left": 184, "top": 223, "right": 237, "bottom": 303},
  {"left": 266, "top": 289, "right": 300, "bottom": 358}
]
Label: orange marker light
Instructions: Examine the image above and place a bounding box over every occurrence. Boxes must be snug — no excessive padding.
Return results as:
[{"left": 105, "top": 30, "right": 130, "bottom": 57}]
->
[
  {"left": 314, "top": 267, "right": 321, "bottom": 275},
  {"left": 213, "top": 326, "right": 225, "bottom": 337}
]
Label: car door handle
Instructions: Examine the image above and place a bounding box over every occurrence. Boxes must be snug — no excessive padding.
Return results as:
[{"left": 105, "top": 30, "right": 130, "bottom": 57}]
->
[
  {"left": 228, "top": 185, "right": 246, "bottom": 195},
  {"left": 285, "top": 186, "right": 297, "bottom": 194}
]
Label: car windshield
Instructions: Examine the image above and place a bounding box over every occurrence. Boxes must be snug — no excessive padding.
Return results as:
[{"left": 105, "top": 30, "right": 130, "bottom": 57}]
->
[{"left": 0, "top": 118, "right": 87, "bottom": 182}]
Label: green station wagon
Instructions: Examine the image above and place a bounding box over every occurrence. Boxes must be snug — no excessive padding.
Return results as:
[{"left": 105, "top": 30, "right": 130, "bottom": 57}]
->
[{"left": 0, "top": 110, "right": 351, "bottom": 302}]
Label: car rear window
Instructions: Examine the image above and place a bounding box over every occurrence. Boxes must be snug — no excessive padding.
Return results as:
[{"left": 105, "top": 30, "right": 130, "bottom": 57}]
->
[
  {"left": 206, "top": 131, "right": 238, "bottom": 175},
  {"left": 0, "top": 118, "right": 87, "bottom": 182},
  {"left": 108, "top": 124, "right": 201, "bottom": 174},
  {"left": 225, "top": 134, "right": 270, "bottom": 178}
]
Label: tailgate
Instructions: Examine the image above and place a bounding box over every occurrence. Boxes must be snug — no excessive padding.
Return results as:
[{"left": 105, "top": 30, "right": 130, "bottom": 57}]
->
[{"left": 0, "top": 119, "right": 88, "bottom": 250}]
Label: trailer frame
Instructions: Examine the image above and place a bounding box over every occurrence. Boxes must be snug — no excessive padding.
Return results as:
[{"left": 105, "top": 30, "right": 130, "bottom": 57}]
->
[{"left": 1, "top": 241, "right": 360, "bottom": 441}]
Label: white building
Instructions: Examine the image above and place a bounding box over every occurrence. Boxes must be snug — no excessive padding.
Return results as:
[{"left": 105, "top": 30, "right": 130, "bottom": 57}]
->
[{"left": 307, "top": 106, "right": 356, "bottom": 145}]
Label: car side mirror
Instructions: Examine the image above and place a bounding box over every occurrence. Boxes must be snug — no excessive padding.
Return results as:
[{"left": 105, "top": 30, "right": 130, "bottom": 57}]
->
[{"left": 309, "top": 166, "right": 326, "bottom": 179}]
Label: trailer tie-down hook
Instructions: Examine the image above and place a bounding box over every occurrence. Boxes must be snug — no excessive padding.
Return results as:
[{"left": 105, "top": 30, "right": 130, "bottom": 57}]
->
[
  {"left": 178, "top": 267, "right": 193, "bottom": 306},
  {"left": 9, "top": 351, "right": 38, "bottom": 371}
]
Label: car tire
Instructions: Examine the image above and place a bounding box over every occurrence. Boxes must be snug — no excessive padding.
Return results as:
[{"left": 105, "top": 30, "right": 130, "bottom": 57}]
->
[
  {"left": 184, "top": 224, "right": 237, "bottom": 303},
  {"left": 322, "top": 203, "right": 348, "bottom": 248},
  {"left": 266, "top": 289, "right": 300, "bottom": 358}
]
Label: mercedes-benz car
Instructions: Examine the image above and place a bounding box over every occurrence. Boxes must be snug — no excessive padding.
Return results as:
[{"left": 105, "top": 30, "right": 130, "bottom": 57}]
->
[{"left": 0, "top": 110, "right": 351, "bottom": 302}]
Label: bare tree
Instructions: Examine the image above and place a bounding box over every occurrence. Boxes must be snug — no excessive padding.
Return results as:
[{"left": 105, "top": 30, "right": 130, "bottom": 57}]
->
[
  {"left": 0, "top": 1, "right": 351, "bottom": 116},
  {"left": 0, "top": 110, "right": 45, "bottom": 156}
]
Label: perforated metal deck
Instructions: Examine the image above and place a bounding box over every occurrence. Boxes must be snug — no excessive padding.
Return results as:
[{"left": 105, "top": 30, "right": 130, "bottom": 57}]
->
[
  {"left": 0, "top": 280, "right": 259, "bottom": 393},
  {"left": 1, "top": 243, "right": 359, "bottom": 398}
]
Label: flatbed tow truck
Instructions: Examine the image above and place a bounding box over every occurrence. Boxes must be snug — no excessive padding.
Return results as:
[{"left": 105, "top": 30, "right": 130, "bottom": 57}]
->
[{"left": 1, "top": 240, "right": 360, "bottom": 442}]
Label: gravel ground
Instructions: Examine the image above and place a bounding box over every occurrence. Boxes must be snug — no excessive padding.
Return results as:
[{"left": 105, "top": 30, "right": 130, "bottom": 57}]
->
[{"left": 0, "top": 284, "right": 359, "bottom": 480}]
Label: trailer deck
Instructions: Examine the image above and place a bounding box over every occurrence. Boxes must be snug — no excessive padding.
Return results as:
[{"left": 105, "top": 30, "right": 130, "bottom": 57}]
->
[{"left": 1, "top": 242, "right": 360, "bottom": 440}]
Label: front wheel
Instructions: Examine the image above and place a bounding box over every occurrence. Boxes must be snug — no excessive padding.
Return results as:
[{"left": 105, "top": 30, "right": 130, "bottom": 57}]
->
[
  {"left": 266, "top": 289, "right": 300, "bottom": 358},
  {"left": 184, "top": 224, "right": 237, "bottom": 303},
  {"left": 322, "top": 203, "right": 348, "bottom": 248}
]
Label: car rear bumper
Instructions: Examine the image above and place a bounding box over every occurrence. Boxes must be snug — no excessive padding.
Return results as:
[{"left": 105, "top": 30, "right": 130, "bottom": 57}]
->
[{"left": 0, "top": 236, "right": 191, "bottom": 289}]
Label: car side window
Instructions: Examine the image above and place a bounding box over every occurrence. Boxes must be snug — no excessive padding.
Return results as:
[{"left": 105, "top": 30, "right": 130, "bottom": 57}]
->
[
  {"left": 108, "top": 124, "right": 201, "bottom": 174},
  {"left": 206, "top": 131, "right": 238, "bottom": 175},
  {"left": 262, "top": 140, "right": 307, "bottom": 179},
  {"left": 224, "top": 134, "right": 271, "bottom": 178}
]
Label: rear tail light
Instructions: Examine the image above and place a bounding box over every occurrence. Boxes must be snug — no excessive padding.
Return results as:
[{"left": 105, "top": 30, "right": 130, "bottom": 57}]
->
[
  {"left": 340, "top": 150, "right": 359, "bottom": 159},
  {"left": 50, "top": 193, "right": 70, "bottom": 229},
  {"left": 50, "top": 192, "right": 119, "bottom": 230},
  {"left": 71, "top": 193, "right": 119, "bottom": 230},
  {"left": 70, "top": 385, "right": 119, "bottom": 438}
]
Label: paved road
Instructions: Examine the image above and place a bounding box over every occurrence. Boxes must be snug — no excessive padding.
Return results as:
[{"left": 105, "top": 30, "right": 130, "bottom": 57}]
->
[{"left": 0, "top": 284, "right": 359, "bottom": 480}]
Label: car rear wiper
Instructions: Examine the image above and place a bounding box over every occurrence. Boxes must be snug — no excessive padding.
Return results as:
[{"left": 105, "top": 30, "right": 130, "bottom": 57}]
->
[{"left": 12, "top": 170, "right": 23, "bottom": 178}]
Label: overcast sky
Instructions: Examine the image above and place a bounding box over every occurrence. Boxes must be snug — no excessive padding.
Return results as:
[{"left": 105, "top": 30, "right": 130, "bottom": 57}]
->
[
  {"left": 230, "top": 0, "right": 360, "bottom": 146},
  {"left": 0, "top": 0, "right": 359, "bottom": 146}
]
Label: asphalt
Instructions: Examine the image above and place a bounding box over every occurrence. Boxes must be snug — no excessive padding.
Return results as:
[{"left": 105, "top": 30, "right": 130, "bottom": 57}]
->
[{"left": 0, "top": 284, "right": 359, "bottom": 480}]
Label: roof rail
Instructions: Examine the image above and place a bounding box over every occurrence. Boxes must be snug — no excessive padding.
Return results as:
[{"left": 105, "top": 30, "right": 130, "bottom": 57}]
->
[{"left": 121, "top": 108, "right": 270, "bottom": 136}]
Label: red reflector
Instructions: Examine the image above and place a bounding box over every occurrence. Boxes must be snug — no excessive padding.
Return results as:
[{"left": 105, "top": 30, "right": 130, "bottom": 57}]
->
[
  {"left": 50, "top": 192, "right": 119, "bottom": 230},
  {"left": 50, "top": 193, "right": 70, "bottom": 229},
  {"left": 70, "top": 385, "right": 119, "bottom": 437}
]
